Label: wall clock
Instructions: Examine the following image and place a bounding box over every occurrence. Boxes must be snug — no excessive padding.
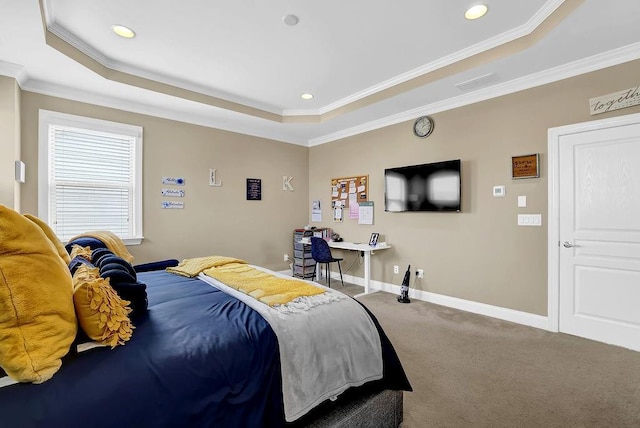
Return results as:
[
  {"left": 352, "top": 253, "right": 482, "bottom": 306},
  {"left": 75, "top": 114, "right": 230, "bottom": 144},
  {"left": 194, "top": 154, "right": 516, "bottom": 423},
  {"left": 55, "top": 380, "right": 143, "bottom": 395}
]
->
[{"left": 413, "top": 116, "right": 435, "bottom": 138}]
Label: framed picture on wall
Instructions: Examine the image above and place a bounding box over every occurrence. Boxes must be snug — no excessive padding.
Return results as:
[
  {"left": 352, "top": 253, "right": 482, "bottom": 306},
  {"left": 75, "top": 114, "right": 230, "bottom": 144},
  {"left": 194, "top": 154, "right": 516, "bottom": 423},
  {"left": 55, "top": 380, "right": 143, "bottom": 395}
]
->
[
  {"left": 369, "top": 233, "right": 379, "bottom": 246},
  {"left": 512, "top": 154, "right": 539, "bottom": 179}
]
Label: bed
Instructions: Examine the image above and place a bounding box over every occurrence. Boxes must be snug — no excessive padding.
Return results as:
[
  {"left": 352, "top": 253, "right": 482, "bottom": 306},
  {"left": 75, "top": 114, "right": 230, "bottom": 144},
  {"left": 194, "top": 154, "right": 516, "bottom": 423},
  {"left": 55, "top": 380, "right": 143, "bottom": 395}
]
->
[{"left": 0, "top": 247, "right": 411, "bottom": 427}]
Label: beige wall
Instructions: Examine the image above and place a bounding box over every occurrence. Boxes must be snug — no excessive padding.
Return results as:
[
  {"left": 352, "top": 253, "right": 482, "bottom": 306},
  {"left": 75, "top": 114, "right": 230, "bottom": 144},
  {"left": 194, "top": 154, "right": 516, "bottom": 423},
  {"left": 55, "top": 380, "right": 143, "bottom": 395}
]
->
[
  {"left": 9, "top": 59, "right": 640, "bottom": 315},
  {"left": 0, "top": 76, "right": 21, "bottom": 210},
  {"left": 309, "top": 59, "right": 640, "bottom": 316},
  {"left": 19, "top": 92, "right": 309, "bottom": 271}
]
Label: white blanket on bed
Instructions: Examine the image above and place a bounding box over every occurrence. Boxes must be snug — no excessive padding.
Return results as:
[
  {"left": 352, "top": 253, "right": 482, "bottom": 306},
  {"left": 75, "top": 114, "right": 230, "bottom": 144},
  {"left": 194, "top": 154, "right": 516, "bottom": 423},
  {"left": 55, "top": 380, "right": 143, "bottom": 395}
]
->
[{"left": 198, "top": 267, "right": 383, "bottom": 422}]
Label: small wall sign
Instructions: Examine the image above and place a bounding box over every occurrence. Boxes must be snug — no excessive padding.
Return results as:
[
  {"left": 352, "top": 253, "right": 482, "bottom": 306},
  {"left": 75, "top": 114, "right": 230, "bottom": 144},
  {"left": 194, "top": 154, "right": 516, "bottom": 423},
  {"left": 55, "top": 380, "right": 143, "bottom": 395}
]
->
[
  {"left": 161, "top": 189, "right": 185, "bottom": 197},
  {"left": 246, "top": 178, "right": 262, "bottom": 200},
  {"left": 162, "top": 177, "right": 185, "bottom": 185},
  {"left": 161, "top": 201, "right": 184, "bottom": 209},
  {"left": 512, "top": 154, "right": 539, "bottom": 179},
  {"left": 589, "top": 85, "right": 640, "bottom": 115}
]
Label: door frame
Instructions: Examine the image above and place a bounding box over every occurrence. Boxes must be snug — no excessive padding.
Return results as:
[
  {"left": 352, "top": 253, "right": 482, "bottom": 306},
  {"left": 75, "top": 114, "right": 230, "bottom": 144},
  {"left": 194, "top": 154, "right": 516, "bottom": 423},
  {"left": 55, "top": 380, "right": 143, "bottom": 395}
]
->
[{"left": 547, "top": 112, "right": 640, "bottom": 333}]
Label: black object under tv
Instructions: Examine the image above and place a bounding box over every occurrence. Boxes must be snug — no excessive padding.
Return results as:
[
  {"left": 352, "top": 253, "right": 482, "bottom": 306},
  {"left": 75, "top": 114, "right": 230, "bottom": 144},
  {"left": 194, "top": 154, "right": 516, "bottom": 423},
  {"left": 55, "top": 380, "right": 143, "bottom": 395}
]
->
[{"left": 384, "top": 159, "right": 461, "bottom": 212}]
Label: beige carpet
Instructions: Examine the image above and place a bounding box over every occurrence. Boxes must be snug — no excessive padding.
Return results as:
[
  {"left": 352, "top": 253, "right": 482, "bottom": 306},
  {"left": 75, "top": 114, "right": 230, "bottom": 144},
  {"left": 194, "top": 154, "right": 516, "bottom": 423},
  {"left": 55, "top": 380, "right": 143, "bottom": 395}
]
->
[{"left": 332, "top": 283, "right": 640, "bottom": 427}]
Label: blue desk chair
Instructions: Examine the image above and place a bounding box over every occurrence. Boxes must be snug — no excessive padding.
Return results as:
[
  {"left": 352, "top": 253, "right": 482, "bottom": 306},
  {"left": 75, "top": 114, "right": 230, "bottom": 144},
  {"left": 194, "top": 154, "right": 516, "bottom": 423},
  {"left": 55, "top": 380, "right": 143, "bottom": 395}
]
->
[{"left": 310, "top": 237, "right": 344, "bottom": 287}]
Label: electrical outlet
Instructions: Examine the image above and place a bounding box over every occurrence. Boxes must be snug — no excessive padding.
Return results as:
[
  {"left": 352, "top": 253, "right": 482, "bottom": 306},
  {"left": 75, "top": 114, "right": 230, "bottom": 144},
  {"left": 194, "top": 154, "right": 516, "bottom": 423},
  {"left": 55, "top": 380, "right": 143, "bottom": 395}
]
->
[
  {"left": 416, "top": 269, "right": 424, "bottom": 278},
  {"left": 393, "top": 265, "right": 399, "bottom": 274},
  {"left": 284, "top": 254, "right": 289, "bottom": 262}
]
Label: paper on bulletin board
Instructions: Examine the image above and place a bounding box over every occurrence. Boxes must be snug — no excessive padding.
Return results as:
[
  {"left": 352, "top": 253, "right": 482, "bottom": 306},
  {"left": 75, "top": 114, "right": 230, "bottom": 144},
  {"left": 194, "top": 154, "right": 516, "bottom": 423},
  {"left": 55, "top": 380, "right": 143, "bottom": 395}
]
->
[
  {"left": 349, "top": 194, "right": 359, "bottom": 219},
  {"left": 358, "top": 201, "right": 374, "bottom": 225},
  {"left": 333, "top": 207, "right": 343, "bottom": 222}
]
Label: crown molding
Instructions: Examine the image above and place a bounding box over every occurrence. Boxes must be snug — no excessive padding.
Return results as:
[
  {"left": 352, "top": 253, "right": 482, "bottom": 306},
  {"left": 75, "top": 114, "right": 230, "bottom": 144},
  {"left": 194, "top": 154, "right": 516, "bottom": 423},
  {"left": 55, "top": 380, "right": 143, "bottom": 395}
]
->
[
  {"left": 44, "top": 23, "right": 284, "bottom": 117},
  {"left": 291, "top": 0, "right": 568, "bottom": 117},
  {"left": 43, "top": 0, "right": 280, "bottom": 115},
  {"left": 528, "top": 0, "right": 567, "bottom": 30},
  {"left": 0, "top": 61, "right": 28, "bottom": 86},
  {"left": 17, "top": 42, "right": 640, "bottom": 148},
  {"left": 308, "top": 42, "right": 640, "bottom": 146},
  {"left": 20, "top": 78, "right": 308, "bottom": 146},
  {"left": 39, "top": 0, "right": 572, "bottom": 122}
]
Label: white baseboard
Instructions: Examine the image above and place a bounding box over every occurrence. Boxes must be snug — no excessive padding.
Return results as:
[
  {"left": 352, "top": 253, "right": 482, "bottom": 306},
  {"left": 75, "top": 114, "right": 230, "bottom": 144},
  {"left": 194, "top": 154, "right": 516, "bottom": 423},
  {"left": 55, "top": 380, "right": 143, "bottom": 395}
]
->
[{"left": 333, "top": 272, "right": 550, "bottom": 331}]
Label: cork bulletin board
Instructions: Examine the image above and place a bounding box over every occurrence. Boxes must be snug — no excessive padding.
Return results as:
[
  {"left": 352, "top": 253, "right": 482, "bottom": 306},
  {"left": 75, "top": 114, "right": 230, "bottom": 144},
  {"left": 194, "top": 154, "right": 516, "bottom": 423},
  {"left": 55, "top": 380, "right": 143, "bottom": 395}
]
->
[{"left": 331, "top": 175, "right": 369, "bottom": 208}]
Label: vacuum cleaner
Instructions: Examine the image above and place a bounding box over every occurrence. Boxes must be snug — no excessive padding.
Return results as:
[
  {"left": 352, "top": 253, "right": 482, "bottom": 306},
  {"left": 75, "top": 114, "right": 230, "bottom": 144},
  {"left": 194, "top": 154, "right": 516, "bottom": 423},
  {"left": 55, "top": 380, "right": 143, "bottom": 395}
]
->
[{"left": 397, "top": 265, "right": 411, "bottom": 303}]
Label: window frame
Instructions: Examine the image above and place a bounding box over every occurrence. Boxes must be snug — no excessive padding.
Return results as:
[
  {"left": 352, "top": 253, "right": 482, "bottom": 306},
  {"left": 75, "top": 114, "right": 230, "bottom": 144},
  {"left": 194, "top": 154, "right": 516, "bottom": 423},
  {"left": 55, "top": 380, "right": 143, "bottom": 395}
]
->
[{"left": 38, "top": 109, "right": 143, "bottom": 245}]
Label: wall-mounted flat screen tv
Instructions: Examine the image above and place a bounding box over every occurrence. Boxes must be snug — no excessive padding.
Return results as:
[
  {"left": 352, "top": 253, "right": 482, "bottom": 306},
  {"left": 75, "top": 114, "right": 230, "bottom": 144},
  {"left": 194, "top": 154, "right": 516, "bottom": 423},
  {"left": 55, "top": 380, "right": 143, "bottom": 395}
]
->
[{"left": 384, "top": 159, "right": 461, "bottom": 212}]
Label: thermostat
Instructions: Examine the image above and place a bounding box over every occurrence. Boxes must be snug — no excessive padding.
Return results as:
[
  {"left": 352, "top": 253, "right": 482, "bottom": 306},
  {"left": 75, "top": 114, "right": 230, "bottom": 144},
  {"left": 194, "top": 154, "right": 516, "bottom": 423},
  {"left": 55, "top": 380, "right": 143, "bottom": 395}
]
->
[{"left": 492, "top": 185, "right": 505, "bottom": 197}]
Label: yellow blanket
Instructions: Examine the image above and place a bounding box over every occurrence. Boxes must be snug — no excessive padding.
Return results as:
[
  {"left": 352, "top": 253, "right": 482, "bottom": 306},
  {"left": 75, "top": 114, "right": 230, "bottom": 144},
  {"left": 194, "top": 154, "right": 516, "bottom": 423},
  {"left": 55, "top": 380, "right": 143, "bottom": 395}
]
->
[
  {"left": 203, "top": 263, "right": 325, "bottom": 307},
  {"left": 166, "top": 255, "right": 248, "bottom": 277},
  {"left": 68, "top": 231, "right": 134, "bottom": 263}
]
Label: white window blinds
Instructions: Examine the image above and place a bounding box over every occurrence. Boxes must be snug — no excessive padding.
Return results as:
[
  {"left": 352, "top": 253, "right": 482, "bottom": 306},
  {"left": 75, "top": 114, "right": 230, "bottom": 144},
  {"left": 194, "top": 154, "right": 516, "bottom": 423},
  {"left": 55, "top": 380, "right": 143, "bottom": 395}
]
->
[{"left": 39, "top": 110, "right": 143, "bottom": 243}]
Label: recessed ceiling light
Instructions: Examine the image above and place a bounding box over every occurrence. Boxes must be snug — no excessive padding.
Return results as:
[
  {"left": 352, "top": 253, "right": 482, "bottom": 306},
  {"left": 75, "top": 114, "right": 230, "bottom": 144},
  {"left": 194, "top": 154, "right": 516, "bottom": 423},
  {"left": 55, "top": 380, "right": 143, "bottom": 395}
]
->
[
  {"left": 301, "top": 93, "right": 314, "bottom": 100},
  {"left": 112, "top": 25, "right": 136, "bottom": 39},
  {"left": 283, "top": 14, "right": 299, "bottom": 26},
  {"left": 465, "top": 4, "right": 488, "bottom": 20}
]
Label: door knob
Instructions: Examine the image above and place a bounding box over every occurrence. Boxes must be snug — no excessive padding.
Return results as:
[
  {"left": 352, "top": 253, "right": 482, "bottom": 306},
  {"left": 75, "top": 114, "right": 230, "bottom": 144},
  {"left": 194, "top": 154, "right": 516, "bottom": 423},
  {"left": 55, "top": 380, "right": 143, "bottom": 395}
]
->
[{"left": 563, "top": 241, "right": 581, "bottom": 248}]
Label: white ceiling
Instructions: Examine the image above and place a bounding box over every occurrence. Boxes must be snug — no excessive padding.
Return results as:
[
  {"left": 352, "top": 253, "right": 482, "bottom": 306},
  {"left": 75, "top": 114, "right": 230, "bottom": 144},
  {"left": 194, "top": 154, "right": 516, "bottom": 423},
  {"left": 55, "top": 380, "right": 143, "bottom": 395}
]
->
[{"left": 1, "top": 0, "right": 639, "bottom": 146}]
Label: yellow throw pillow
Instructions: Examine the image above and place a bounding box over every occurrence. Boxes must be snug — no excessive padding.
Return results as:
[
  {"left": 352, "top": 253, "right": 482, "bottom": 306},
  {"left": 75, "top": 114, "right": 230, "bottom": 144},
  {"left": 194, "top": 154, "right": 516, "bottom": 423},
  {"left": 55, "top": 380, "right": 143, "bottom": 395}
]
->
[
  {"left": 24, "top": 214, "right": 71, "bottom": 265},
  {"left": 0, "top": 205, "right": 77, "bottom": 384},
  {"left": 72, "top": 265, "right": 134, "bottom": 348}
]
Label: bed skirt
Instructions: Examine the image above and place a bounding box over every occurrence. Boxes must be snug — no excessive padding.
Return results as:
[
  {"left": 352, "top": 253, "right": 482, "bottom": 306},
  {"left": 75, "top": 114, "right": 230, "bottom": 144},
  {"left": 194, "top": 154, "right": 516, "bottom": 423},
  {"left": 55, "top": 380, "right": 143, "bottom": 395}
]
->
[{"left": 297, "top": 389, "right": 404, "bottom": 428}]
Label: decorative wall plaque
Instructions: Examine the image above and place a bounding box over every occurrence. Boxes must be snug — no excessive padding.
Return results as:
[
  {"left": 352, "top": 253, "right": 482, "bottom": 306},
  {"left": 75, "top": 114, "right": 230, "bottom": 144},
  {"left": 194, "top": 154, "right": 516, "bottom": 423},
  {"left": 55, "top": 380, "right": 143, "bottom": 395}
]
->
[
  {"left": 512, "top": 154, "right": 539, "bottom": 179},
  {"left": 246, "top": 178, "right": 262, "bottom": 200}
]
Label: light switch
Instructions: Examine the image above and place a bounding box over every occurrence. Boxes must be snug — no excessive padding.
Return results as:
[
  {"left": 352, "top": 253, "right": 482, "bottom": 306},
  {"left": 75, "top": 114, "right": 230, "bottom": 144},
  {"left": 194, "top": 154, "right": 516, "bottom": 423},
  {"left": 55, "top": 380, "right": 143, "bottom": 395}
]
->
[
  {"left": 518, "top": 195, "right": 526, "bottom": 207},
  {"left": 15, "top": 161, "right": 25, "bottom": 183},
  {"left": 518, "top": 214, "right": 542, "bottom": 226},
  {"left": 531, "top": 214, "right": 542, "bottom": 226}
]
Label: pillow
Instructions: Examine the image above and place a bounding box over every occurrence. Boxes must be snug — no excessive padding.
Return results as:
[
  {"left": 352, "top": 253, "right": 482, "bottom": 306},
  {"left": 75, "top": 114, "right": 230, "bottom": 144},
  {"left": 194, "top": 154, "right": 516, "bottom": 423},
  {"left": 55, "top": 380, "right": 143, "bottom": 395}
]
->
[
  {"left": 91, "top": 248, "right": 114, "bottom": 264},
  {"left": 101, "top": 266, "right": 137, "bottom": 285},
  {"left": 23, "top": 214, "right": 71, "bottom": 265},
  {"left": 0, "top": 205, "right": 77, "bottom": 384},
  {"left": 68, "top": 256, "right": 96, "bottom": 277},
  {"left": 99, "top": 263, "right": 148, "bottom": 318},
  {"left": 72, "top": 265, "right": 134, "bottom": 348},
  {"left": 64, "top": 237, "right": 107, "bottom": 255},
  {"left": 106, "top": 282, "right": 148, "bottom": 320},
  {"left": 133, "top": 259, "right": 179, "bottom": 273},
  {"left": 96, "top": 255, "right": 137, "bottom": 278}
]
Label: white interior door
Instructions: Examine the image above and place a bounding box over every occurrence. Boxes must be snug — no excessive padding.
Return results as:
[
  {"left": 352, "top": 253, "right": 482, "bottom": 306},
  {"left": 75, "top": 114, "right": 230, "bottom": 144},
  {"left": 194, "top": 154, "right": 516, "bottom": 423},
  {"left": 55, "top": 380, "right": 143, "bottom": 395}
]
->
[{"left": 556, "top": 117, "right": 640, "bottom": 351}]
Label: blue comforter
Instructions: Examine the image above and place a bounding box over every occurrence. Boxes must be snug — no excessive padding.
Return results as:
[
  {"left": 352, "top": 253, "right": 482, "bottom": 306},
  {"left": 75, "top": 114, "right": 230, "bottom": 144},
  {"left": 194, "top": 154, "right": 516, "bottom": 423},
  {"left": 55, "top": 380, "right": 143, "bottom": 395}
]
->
[{"left": 0, "top": 270, "right": 409, "bottom": 427}]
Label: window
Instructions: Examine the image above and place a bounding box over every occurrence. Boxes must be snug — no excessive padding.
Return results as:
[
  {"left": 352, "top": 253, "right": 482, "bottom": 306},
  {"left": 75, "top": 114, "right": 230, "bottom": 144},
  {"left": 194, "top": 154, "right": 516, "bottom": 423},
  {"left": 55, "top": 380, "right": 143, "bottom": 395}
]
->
[{"left": 38, "top": 110, "right": 143, "bottom": 244}]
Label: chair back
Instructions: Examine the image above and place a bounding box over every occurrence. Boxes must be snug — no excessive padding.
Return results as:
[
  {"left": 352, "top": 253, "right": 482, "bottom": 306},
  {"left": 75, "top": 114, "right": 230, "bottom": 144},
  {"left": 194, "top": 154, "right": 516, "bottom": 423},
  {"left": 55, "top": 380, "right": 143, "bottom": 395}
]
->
[{"left": 310, "top": 237, "right": 333, "bottom": 263}]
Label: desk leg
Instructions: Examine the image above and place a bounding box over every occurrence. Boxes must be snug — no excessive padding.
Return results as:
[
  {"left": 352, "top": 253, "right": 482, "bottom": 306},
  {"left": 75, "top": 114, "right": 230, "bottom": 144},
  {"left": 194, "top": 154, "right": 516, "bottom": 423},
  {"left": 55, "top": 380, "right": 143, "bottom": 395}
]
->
[{"left": 363, "top": 251, "right": 371, "bottom": 294}]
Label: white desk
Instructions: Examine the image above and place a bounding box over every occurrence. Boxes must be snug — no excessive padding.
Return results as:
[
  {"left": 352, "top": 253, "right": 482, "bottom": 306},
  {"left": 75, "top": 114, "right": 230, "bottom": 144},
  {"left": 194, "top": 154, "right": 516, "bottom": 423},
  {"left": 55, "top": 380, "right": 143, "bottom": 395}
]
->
[{"left": 328, "top": 242, "right": 391, "bottom": 296}]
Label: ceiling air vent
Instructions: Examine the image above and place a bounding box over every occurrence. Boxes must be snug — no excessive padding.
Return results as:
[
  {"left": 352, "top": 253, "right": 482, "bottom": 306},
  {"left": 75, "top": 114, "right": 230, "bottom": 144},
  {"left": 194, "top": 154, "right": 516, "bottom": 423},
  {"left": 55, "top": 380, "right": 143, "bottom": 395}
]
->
[{"left": 455, "top": 72, "right": 498, "bottom": 92}]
